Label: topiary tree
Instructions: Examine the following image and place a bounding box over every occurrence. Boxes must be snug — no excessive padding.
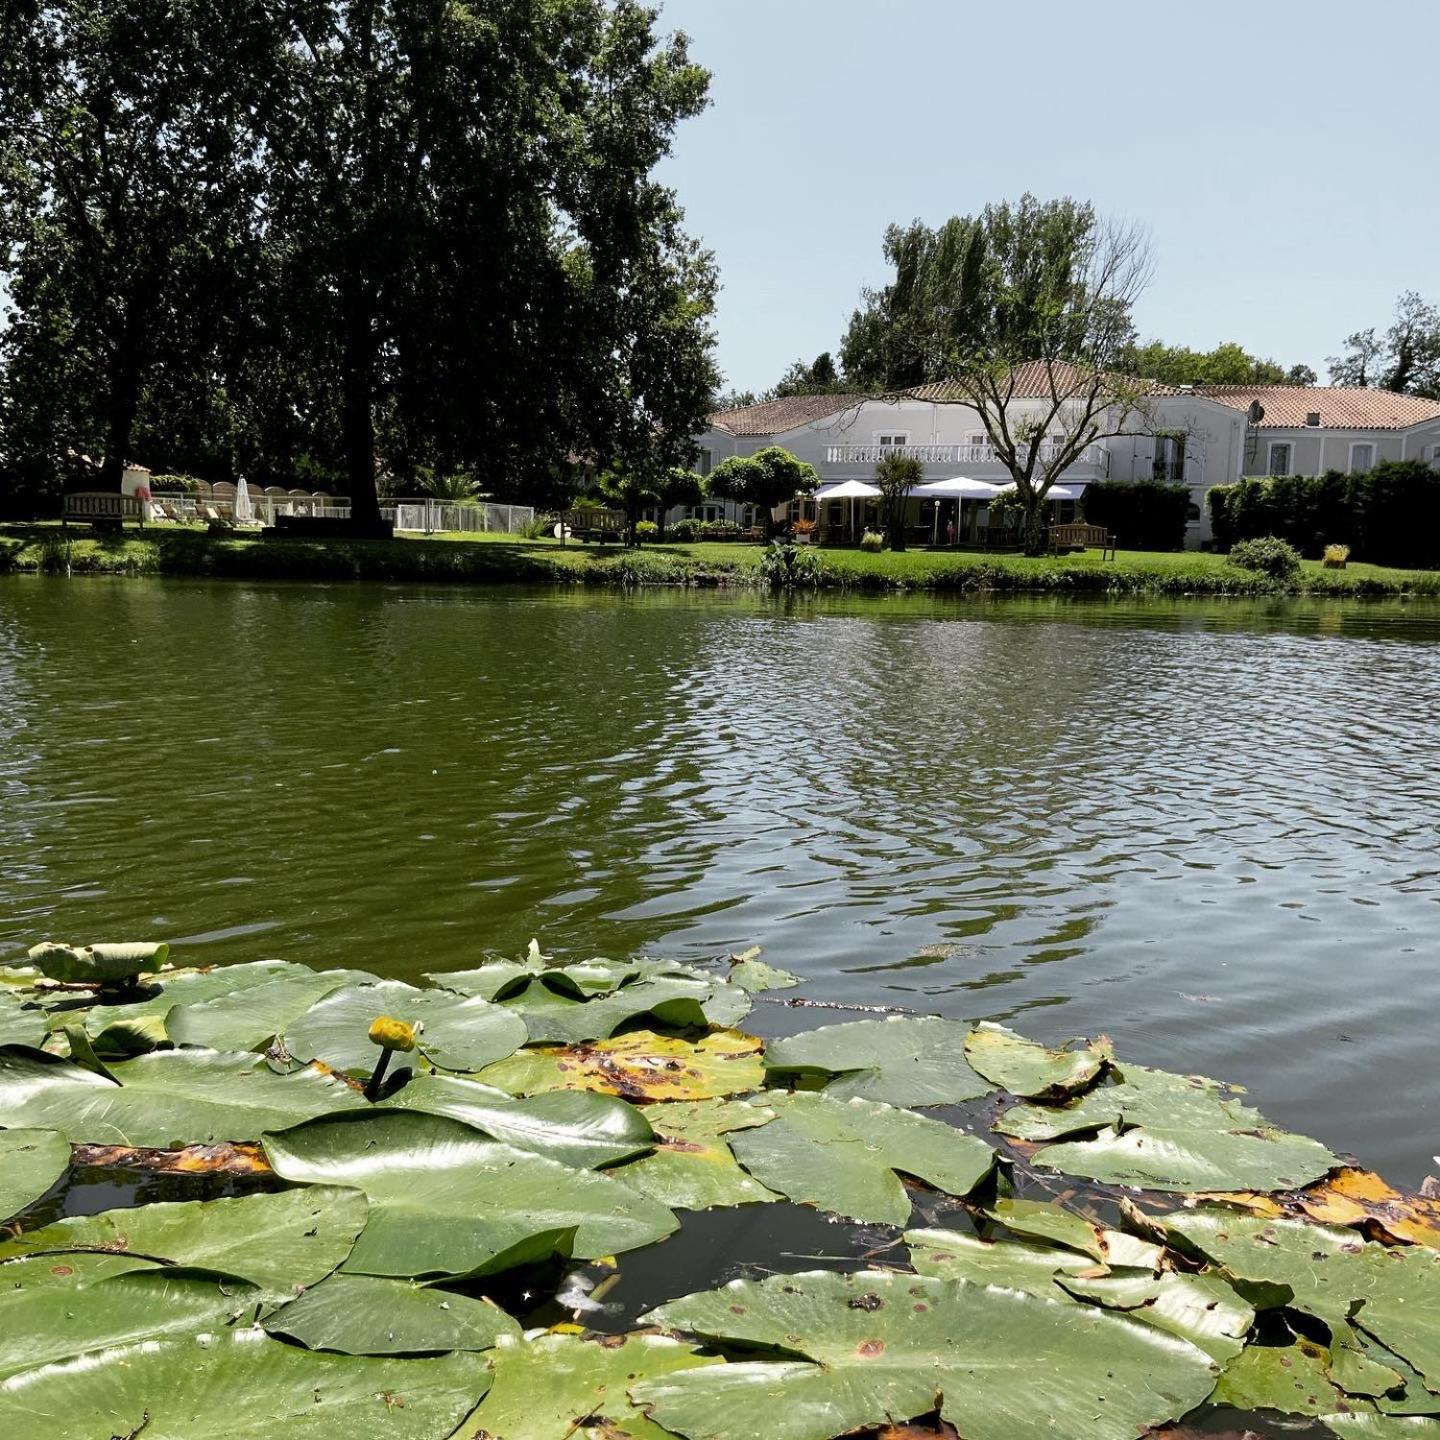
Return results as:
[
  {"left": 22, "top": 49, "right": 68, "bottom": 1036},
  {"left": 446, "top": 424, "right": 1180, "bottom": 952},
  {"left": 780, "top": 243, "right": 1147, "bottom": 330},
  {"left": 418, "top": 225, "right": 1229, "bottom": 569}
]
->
[
  {"left": 874, "top": 452, "right": 923, "bottom": 551},
  {"left": 709, "top": 446, "right": 817, "bottom": 535},
  {"left": 653, "top": 467, "right": 705, "bottom": 541}
]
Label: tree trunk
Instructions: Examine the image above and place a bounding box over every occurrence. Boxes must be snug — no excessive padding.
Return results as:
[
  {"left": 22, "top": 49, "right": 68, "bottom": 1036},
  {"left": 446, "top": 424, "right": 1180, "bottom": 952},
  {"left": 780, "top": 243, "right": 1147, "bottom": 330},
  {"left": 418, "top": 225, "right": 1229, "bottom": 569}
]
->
[
  {"left": 1022, "top": 495, "right": 1047, "bottom": 556},
  {"left": 98, "top": 354, "right": 142, "bottom": 495},
  {"left": 342, "top": 277, "right": 382, "bottom": 531}
]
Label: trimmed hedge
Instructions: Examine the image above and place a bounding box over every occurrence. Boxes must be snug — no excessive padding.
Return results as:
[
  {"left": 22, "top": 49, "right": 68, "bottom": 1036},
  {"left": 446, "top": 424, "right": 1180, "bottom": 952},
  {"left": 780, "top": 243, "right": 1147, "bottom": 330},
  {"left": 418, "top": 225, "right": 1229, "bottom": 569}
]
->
[
  {"left": 1208, "top": 461, "right": 1440, "bottom": 567},
  {"left": 1080, "top": 479, "right": 1190, "bottom": 551}
]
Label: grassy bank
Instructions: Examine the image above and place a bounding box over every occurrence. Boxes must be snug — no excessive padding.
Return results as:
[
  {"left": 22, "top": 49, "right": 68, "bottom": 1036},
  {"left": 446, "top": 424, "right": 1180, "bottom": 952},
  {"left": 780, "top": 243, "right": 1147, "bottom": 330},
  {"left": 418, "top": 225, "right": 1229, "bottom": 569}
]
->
[{"left": 3, "top": 522, "right": 1439, "bottom": 597}]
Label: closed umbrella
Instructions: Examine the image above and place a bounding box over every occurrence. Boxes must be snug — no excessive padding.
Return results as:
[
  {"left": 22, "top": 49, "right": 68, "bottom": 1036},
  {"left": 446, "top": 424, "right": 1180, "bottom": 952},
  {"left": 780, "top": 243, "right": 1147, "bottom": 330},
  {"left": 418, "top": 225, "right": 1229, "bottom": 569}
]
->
[{"left": 234, "top": 476, "right": 254, "bottom": 523}]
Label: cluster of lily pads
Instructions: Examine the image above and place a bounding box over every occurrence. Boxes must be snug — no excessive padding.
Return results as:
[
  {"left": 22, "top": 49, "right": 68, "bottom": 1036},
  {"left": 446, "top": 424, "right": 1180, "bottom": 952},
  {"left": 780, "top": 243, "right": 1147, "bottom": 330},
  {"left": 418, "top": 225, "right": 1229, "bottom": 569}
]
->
[{"left": 1, "top": 938, "right": 1438, "bottom": 1439}]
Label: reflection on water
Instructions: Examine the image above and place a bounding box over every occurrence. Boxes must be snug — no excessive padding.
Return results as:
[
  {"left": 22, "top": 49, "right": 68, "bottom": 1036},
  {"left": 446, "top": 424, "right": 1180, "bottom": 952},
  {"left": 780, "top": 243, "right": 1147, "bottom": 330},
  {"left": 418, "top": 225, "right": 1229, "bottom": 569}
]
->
[{"left": 2, "top": 578, "right": 1440, "bottom": 1182}]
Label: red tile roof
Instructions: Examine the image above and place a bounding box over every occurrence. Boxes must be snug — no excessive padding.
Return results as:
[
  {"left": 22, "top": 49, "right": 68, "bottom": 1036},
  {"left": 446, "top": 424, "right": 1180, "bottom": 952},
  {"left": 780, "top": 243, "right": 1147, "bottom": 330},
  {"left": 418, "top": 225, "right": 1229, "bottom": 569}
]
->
[
  {"left": 708, "top": 393, "right": 867, "bottom": 436},
  {"left": 904, "top": 361, "right": 1185, "bottom": 403},
  {"left": 1195, "top": 385, "right": 1440, "bottom": 430}
]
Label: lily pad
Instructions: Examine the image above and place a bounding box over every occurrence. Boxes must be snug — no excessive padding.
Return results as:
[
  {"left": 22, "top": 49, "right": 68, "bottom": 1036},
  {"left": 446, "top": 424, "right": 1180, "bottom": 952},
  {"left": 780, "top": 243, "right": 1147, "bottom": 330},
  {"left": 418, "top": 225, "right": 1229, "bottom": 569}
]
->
[
  {"left": 984, "top": 1196, "right": 1165, "bottom": 1267},
  {"left": 0, "top": 1323, "right": 487, "bottom": 1440},
  {"left": 27, "top": 940, "right": 169, "bottom": 984},
  {"left": 284, "top": 980, "right": 528, "bottom": 1075},
  {"left": 999, "top": 1060, "right": 1338, "bottom": 1194},
  {"left": 165, "top": 964, "right": 377, "bottom": 1051},
  {"left": 728, "top": 1091, "right": 994, "bottom": 1225},
  {"left": 381, "top": 1071, "right": 657, "bottom": 1168},
  {"left": 499, "top": 971, "right": 751, "bottom": 1045},
  {"left": 634, "top": 1268, "right": 1219, "bottom": 1440},
  {"left": 458, "top": 1331, "right": 721, "bottom": 1440},
  {"left": 263, "top": 1111, "right": 678, "bottom": 1278},
  {"left": 1297, "top": 1169, "right": 1440, "bottom": 1250},
  {"left": 0, "top": 1045, "right": 367, "bottom": 1146},
  {"left": 1324, "top": 1421, "right": 1440, "bottom": 1439},
  {"left": 0, "top": 990, "right": 49, "bottom": 1048},
  {"left": 620, "top": 1099, "right": 780, "bottom": 1209},
  {"left": 0, "top": 1128, "right": 68, "bottom": 1222},
  {"left": 0, "top": 1186, "right": 368, "bottom": 1296},
  {"left": 429, "top": 949, "right": 672, "bottom": 1002},
  {"left": 762, "top": 1015, "right": 990, "bottom": 1107},
  {"left": 727, "top": 953, "right": 801, "bottom": 993},
  {"left": 476, "top": 1028, "right": 765, "bottom": 1101},
  {"left": 1056, "top": 1269, "right": 1255, "bottom": 1363},
  {"left": 263, "top": 1273, "right": 520, "bottom": 1354},
  {"left": 1214, "top": 1335, "right": 1349, "bottom": 1416},
  {"left": 964, "top": 1021, "right": 1112, "bottom": 1098},
  {"left": 906, "top": 1226, "right": 1100, "bottom": 1299}
]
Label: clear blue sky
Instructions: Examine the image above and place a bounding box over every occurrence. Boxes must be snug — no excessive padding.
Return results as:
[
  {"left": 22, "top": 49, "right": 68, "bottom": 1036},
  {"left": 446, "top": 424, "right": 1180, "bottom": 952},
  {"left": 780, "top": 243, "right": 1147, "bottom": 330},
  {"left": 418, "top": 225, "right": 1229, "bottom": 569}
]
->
[{"left": 655, "top": 0, "right": 1440, "bottom": 395}]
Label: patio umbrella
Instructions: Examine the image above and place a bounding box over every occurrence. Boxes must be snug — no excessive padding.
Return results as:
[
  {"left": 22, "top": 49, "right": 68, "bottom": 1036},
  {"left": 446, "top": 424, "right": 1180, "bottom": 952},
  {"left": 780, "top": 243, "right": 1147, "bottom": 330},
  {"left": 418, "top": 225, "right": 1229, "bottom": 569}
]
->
[
  {"left": 813, "top": 479, "right": 882, "bottom": 542},
  {"left": 234, "top": 476, "right": 254, "bottom": 523},
  {"left": 914, "top": 477, "right": 1003, "bottom": 544}
]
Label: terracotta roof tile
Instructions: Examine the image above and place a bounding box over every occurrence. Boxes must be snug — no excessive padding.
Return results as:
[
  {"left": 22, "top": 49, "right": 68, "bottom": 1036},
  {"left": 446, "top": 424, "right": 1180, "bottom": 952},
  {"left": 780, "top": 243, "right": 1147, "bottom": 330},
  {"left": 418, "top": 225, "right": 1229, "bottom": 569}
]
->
[
  {"left": 904, "top": 361, "right": 1184, "bottom": 403},
  {"left": 708, "top": 393, "right": 867, "bottom": 436},
  {"left": 1196, "top": 385, "right": 1440, "bottom": 430}
]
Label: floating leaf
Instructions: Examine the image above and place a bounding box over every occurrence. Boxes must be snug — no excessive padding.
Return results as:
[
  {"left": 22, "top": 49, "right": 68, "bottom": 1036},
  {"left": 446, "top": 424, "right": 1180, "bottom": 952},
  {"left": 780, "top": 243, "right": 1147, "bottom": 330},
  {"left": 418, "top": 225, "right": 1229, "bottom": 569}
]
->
[
  {"left": 71, "top": 1140, "right": 271, "bottom": 1175},
  {"left": 0, "top": 1186, "right": 368, "bottom": 1296},
  {"left": 983, "top": 1197, "right": 1165, "bottom": 1268},
  {"left": 285, "top": 981, "right": 528, "bottom": 1075},
  {"left": 762, "top": 1016, "right": 990, "bottom": 1107},
  {"left": 429, "top": 953, "right": 672, "bottom": 1002},
  {"left": 476, "top": 1028, "right": 765, "bottom": 1102},
  {"left": 26, "top": 941, "right": 169, "bottom": 984},
  {"left": 165, "top": 964, "right": 377, "bottom": 1051},
  {"left": 906, "top": 1226, "right": 1099, "bottom": 1299},
  {"left": 728, "top": 1091, "right": 993, "bottom": 1225},
  {"left": 500, "top": 971, "right": 750, "bottom": 1045},
  {"left": 964, "top": 1022, "right": 1112, "bottom": 1098},
  {"left": 0, "top": 991, "right": 49, "bottom": 1049},
  {"left": 1297, "top": 1169, "right": 1440, "bottom": 1250},
  {"left": 263, "top": 1273, "right": 520, "bottom": 1355},
  {"left": 381, "top": 1071, "right": 656, "bottom": 1168},
  {"left": 0, "top": 1129, "right": 68, "bottom": 1223},
  {"left": 727, "top": 954, "right": 801, "bottom": 993},
  {"left": 1214, "top": 1335, "right": 1348, "bottom": 1416},
  {"left": 459, "top": 1331, "right": 720, "bottom": 1440},
  {"left": 1056, "top": 1269, "right": 1254, "bottom": 1362},
  {"left": 999, "top": 1061, "right": 1337, "bottom": 1194},
  {"left": 0, "top": 1323, "right": 487, "bottom": 1440},
  {"left": 620, "top": 1099, "right": 780, "bottom": 1209},
  {"left": 1323, "top": 1419, "right": 1440, "bottom": 1438},
  {"left": 0, "top": 1045, "right": 366, "bottom": 1146},
  {"left": 634, "top": 1268, "right": 1218, "bottom": 1440},
  {"left": 263, "top": 1111, "right": 677, "bottom": 1278}
]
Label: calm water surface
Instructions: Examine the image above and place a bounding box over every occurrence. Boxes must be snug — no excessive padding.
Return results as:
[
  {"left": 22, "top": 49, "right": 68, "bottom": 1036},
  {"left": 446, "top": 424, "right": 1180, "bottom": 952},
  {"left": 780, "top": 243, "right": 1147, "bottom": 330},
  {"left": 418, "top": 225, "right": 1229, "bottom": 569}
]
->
[{"left": 2, "top": 577, "right": 1438, "bottom": 1184}]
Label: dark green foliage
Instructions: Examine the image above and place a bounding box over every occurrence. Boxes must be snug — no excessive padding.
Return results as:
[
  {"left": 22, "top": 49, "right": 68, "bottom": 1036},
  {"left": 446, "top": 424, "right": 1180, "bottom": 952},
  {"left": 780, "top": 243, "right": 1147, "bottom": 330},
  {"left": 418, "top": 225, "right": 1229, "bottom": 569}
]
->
[
  {"left": 874, "top": 452, "right": 923, "bottom": 551},
  {"left": 635, "top": 520, "right": 659, "bottom": 541},
  {"left": 667, "top": 518, "right": 698, "bottom": 542},
  {"left": 1327, "top": 292, "right": 1439, "bottom": 396},
  {"left": 1080, "top": 480, "right": 1189, "bottom": 551},
  {"left": 758, "top": 541, "right": 824, "bottom": 589},
  {"left": 771, "top": 352, "right": 848, "bottom": 398},
  {"left": 1120, "top": 340, "right": 1299, "bottom": 387},
  {"left": 1227, "top": 537, "right": 1302, "bottom": 580},
  {"left": 708, "top": 447, "right": 817, "bottom": 532},
  {"left": 1208, "top": 462, "right": 1440, "bottom": 567}
]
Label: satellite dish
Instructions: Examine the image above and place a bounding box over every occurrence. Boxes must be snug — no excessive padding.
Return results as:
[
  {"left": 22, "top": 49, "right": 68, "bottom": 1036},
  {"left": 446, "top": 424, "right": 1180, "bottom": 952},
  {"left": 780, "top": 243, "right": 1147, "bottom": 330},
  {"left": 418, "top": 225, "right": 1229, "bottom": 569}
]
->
[{"left": 1247, "top": 400, "right": 1265, "bottom": 424}]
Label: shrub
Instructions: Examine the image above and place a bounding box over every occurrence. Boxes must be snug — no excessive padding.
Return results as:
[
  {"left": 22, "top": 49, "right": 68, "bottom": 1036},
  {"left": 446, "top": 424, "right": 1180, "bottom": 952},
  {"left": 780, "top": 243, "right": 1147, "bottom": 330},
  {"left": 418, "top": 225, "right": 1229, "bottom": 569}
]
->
[
  {"left": 520, "top": 515, "right": 554, "bottom": 540},
  {"left": 149, "top": 474, "right": 201, "bottom": 494},
  {"left": 1080, "top": 479, "right": 1189, "bottom": 551},
  {"left": 635, "top": 519, "right": 659, "bottom": 541},
  {"left": 1323, "top": 543, "right": 1350, "bottom": 569},
  {"left": 759, "top": 540, "right": 825, "bottom": 588},
  {"left": 668, "top": 518, "right": 698, "bottom": 543},
  {"left": 1228, "top": 536, "right": 1301, "bottom": 580},
  {"left": 859, "top": 530, "right": 885, "bottom": 552},
  {"left": 696, "top": 519, "right": 742, "bottom": 540}
]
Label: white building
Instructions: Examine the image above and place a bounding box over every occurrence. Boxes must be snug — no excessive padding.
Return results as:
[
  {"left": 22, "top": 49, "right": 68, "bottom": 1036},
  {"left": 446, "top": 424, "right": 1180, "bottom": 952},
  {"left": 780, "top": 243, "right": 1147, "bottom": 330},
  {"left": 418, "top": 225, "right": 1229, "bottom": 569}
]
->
[{"left": 692, "top": 365, "right": 1440, "bottom": 546}]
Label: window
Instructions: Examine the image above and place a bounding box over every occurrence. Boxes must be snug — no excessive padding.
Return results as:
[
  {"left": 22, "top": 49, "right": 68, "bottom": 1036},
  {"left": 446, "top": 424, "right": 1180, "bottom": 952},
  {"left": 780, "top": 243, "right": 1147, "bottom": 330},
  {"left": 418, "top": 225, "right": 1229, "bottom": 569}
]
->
[
  {"left": 1349, "top": 442, "right": 1375, "bottom": 474},
  {"left": 1267, "top": 442, "right": 1293, "bottom": 477},
  {"left": 1152, "top": 432, "right": 1186, "bottom": 482},
  {"left": 967, "top": 432, "right": 988, "bottom": 447},
  {"left": 876, "top": 432, "right": 908, "bottom": 449},
  {"left": 697, "top": 447, "right": 713, "bottom": 477}
]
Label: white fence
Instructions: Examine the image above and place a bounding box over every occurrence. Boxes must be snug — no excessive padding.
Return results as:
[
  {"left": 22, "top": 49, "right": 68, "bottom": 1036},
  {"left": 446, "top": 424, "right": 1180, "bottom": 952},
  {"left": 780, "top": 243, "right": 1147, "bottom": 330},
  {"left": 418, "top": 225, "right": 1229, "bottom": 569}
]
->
[{"left": 387, "top": 502, "right": 535, "bottom": 535}]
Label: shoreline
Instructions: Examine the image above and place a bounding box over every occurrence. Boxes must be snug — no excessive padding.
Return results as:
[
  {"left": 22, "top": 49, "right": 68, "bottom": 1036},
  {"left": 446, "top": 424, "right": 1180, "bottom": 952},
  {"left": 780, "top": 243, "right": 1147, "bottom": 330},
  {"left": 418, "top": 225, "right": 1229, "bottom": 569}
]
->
[{"left": 3, "top": 523, "right": 1439, "bottom": 598}]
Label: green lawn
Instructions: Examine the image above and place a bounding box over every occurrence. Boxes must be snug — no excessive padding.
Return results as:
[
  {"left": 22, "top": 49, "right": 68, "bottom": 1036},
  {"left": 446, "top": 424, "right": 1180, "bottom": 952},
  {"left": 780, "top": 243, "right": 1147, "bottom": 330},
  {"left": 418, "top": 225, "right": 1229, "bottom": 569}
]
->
[{"left": 3, "top": 521, "right": 1438, "bottom": 597}]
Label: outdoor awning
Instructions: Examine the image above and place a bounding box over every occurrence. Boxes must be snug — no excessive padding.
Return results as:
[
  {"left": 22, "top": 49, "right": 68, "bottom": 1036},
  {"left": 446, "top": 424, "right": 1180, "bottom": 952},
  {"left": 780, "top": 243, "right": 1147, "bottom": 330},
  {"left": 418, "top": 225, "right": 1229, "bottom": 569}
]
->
[
  {"left": 814, "top": 480, "right": 882, "bottom": 500},
  {"left": 914, "top": 477, "right": 1004, "bottom": 500},
  {"left": 1045, "top": 484, "right": 1079, "bottom": 500}
]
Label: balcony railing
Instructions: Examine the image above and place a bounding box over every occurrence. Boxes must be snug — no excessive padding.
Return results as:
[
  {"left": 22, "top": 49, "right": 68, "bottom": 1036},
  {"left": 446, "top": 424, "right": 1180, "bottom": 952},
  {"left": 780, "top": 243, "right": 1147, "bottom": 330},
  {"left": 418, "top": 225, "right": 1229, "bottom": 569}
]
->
[{"left": 824, "top": 441, "right": 1110, "bottom": 471}]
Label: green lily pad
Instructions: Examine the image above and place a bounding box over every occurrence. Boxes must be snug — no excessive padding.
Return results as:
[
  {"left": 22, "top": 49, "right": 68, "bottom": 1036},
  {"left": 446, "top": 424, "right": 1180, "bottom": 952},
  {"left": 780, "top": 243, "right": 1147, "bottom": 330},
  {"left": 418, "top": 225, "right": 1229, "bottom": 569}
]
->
[
  {"left": 0, "top": 990, "right": 49, "bottom": 1048},
  {"left": 381, "top": 1071, "right": 656, "bottom": 1168},
  {"left": 165, "top": 964, "right": 377, "bottom": 1051},
  {"left": 458, "top": 1331, "right": 721, "bottom": 1440},
  {"left": 1215, "top": 1334, "right": 1351, "bottom": 1415},
  {"left": 762, "top": 1015, "right": 990, "bottom": 1107},
  {"left": 964, "top": 1021, "right": 1112, "bottom": 1098},
  {"left": 1324, "top": 1421, "right": 1440, "bottom": 1439},
  {"left": 263, "top": 1273, "right": 520, "bottom": 1355},
  {"left": 906, "top": 1226, "right": 1099, "bottom": 1299},
  {"left": 263, "top": 1111, "right": 678, "bottom": 1278},
  {"left": 27, "top": 940, "right": 169, "bottom": 984},
  {"left": 476, "top": 1029, "right": 765, "bottom": 1101},
  {"left": 285, "top": 981, "right": 528, "bottom": 1075},
  {"left": 999, "top": 1060, "right": 1338, "bottom": 1193},
  {"left": 0, "top": 1186, "right": 368, "bottom": 1297},
  {"left": 0, "top": 1129, "right": 68, "bottom": 1222},
  {"left": 620, "top": 1099, "right": 780, "bottom": 1209},
  {"left": 500, "top": 971, "right": 751, "bottom": 1045},
  {"left": 728, "top": 1091, "right": 994, "bottom": 1225},
  {"left": 727, "top": 954, "right": 801, "bottom": 993},
  {"left": 983, "top": 1196, "right": 1165, "bottom": 1267},
  {"left": 0, "top": 1045, "right": 367, "bottom": 1146},
  {"left": 0, "top": 1256, "right": 261, "bottom": 1383},
  {"left": 1164, "top": 1209, "right": 1440, "bottom": 1388},
  {"left": 634, "top": 1268, "right": 1219, "bottom": 1440},
  {"left": 0, "top": 1323, "right": 487, "bottom": 1440},
  {"left": 1056, "top": 1268, "right": 1254, "bottom": 1362},
  {"left": 429, "top": 949, "right": 668, "bottom": 1001}
]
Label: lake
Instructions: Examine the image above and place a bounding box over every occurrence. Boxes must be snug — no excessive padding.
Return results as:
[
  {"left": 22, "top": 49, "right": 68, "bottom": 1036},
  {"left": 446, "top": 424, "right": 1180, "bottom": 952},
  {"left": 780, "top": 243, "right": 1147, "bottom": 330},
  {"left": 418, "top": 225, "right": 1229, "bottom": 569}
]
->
[{"left": 2, "top": 576, "right": 1438, "bottom": 1186}]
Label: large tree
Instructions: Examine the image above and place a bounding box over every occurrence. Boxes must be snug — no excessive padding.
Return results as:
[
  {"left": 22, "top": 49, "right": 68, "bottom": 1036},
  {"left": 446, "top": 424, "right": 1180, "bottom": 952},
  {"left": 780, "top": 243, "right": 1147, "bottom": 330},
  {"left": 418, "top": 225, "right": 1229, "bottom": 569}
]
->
[
  {"left": 708, "top": 445, "right": 817, "bottom": 534},
  {"left": 1328, "top": 292, "right": 1440, "bottom": 397},
  {"left": 851, "top": 196, "right": 1165, "bottom": 554},
  {"left": 1121, "top": 339, "right": 1309, "bottom": 388},
  {"left": 0, "top": 0, "right": 282, "bottom": 502}
]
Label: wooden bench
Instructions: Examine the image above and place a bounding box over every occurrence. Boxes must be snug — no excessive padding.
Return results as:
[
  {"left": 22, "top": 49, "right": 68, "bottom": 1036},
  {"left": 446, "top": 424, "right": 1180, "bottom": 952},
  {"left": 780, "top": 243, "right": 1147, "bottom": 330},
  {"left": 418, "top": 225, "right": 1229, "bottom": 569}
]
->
[
  {"left": 563, "top": 508, "right": 627, "bottom": 543},
  {"left": 62, "top": 492, "right": 145, "bottom": 532},
  {"left": 1048, "top": 522, "right": 1116, "bottom": 559}
]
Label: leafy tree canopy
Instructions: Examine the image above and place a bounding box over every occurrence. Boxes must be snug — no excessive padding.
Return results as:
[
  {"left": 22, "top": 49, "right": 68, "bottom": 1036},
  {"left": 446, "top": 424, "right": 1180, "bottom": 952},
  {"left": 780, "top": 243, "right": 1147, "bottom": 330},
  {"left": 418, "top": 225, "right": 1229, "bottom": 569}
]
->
[
  {"left": 1121, "top": 340, "right": 1314, "bottom": 388},
  {"left": 1327, "top": 292, "right": 1440, "bottom": 397}
]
